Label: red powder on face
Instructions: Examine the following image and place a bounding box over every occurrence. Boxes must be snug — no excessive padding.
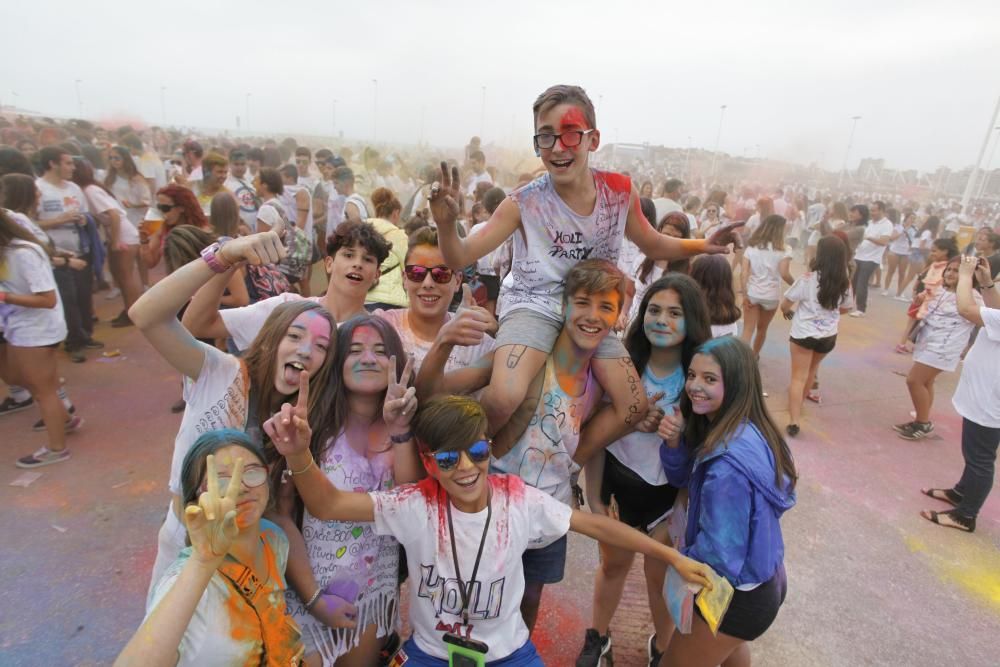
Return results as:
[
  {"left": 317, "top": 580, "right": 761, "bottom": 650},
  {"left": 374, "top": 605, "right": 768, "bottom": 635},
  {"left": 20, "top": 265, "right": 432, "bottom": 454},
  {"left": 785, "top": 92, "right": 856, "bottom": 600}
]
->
[{"left": 559, "top": 107, "right": 588, "bottom": 131}]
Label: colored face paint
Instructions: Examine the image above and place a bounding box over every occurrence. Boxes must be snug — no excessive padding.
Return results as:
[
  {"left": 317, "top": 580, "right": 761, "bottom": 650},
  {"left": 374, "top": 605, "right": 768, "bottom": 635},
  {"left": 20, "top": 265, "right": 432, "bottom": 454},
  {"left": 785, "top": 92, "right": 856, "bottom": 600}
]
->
[
  {"left": 686, "top": 353, "right": 725, "bottom": 419},
  {"left": 275, "top": 311, "right": 332, "bottom": 393},
  {"left": 343, "top": 326, "right": 389, "bottom": 393},
  {"left": 644, "top": 289, "right": 686, "bottom": 350}
]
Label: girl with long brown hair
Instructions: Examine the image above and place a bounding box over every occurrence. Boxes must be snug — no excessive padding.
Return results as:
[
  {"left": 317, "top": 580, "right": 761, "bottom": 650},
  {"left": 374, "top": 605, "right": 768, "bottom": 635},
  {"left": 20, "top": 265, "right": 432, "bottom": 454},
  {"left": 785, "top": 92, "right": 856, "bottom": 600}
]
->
[{"left": 658, "top": 335, "right": 796, "bottom": 666}]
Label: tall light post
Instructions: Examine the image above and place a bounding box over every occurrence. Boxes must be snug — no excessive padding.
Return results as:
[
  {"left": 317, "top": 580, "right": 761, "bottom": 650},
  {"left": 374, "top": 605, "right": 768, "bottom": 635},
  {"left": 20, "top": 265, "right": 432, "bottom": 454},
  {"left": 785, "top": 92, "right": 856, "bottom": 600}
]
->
[
  {"left": 961, "top": 95, "right": 1000, "bottom": 212},
  {"left": 74, "top": 79, "right": 83, "bottom": 117},
  {"left": 160, "top": 86, "right": 167, "bottom": 125},
  {"left": 838, "top": 115, "right": 862, "bottom": 187},
  {"left": 480, "top": 86, "right": 486, "bottom": 137},
  {"left": 372, "top": 79, "right": 378, "bottom": 143},
  {"left": 332, "top": 99, "right": 337, "bottom": 137},
  {"left": 710, "top": 104, "right": 727, "bottom": 182},
  {"left": 245, "top": 93, "right": 251, "bottom": 133}
]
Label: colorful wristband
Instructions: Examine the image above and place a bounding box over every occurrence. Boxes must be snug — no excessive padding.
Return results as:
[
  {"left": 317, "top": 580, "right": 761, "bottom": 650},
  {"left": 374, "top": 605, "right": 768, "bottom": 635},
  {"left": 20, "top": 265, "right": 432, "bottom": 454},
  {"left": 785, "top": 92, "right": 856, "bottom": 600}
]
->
[{"left": 679, "top": 238, "right": 708, "bottom": 255}]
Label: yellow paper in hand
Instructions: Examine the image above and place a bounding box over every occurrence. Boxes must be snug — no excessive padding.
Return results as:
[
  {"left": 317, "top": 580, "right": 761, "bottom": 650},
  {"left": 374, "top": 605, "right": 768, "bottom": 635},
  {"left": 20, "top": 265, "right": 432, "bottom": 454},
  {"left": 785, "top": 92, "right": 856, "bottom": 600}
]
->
[{"left": 695, "top": 568, "right": 734, "bottom": 636}]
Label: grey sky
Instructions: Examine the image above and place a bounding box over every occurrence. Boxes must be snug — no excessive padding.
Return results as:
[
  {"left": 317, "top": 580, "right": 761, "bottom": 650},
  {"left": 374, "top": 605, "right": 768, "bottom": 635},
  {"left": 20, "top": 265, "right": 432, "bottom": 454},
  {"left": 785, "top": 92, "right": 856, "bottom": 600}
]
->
[{"left": 4, "top": 0, "right": 999, "bottom": 173}]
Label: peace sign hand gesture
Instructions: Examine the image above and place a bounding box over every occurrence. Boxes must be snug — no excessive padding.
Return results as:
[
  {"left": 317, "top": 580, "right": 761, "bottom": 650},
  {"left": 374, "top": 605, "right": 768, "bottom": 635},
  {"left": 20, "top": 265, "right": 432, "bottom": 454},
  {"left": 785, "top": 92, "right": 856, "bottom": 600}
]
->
[
  {"left": 383, "top": 354, "right": 417, "bottom": 430},
  {"left": 427, "top": 161, "right": 462, "bottom": 228},
  {"left": 185, "top": 454, "right": 244, "bottom": 566},
  {"left": 263, "top": 370, "right": 312, "bottom": 458}
]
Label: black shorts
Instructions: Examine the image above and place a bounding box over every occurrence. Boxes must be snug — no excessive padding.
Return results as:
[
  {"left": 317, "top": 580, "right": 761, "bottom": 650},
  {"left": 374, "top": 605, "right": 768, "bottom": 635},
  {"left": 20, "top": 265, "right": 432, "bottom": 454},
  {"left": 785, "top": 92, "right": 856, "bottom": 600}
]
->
[
  {"left": 698, "top": 563, "right": 787, "bottom": 641},
  {"left": 479, "top": 274, "right": 500, "bottom": 301},
  {"left": 790, "top": 334, "right": 837, "bottom": 354},
  {"left": 600, "top": 451, "right": 678, "bottom": 533}
]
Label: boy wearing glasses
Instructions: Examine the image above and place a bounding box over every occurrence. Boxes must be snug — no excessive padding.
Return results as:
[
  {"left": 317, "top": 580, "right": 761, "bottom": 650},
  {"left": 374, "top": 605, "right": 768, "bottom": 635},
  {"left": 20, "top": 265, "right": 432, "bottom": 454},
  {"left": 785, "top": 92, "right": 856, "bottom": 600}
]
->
[
  {"left": 428, "top": 85, "right": 740, "bottom": 458},
  {"left": 273, "top": 393, "right": 712, "bottom": 666},
  {"left": 416, "top": 259, "right": 635, "bottom": 633}
]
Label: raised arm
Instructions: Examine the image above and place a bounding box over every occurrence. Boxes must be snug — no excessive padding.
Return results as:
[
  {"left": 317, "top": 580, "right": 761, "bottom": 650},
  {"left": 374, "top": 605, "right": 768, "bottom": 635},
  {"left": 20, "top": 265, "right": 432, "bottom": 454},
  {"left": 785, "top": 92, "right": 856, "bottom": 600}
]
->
[
  {"left": 383, "top": 355, "right": 425, "bottom": 484},
  {"left": 428, "top": 162, "right": 520, "bottom": 270},
  {"left": 625, "top": 185, "right": 743, "bottom": 260},
  {"left": 130, "top": 230, "right": 285, "bottom": 379}
]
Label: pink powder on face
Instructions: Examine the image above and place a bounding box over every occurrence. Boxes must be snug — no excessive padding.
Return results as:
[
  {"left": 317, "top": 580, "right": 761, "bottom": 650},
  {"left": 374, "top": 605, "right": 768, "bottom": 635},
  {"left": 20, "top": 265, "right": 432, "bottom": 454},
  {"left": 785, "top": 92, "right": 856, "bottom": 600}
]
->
[{"left": 559, "top": 107, "right": 587, "bottom": 131}]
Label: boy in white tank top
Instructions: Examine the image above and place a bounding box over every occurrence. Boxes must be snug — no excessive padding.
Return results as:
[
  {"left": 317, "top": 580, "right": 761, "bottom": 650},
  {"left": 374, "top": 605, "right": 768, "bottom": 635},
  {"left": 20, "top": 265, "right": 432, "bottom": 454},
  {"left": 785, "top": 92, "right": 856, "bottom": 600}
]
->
[{"left": 429, "top": 85, "right": 740, "bottom": 446}]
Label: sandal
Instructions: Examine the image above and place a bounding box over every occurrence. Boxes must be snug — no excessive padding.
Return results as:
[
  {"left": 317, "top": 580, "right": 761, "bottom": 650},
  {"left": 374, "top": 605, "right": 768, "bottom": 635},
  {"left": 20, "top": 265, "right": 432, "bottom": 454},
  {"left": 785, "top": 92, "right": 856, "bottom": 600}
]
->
[
  {"left": 806, "top": 391, "right": 822, "bottom": 404},
  {"left": 920, "top": 509, "right": 975, "bottom": 533},
  {"left": 921, "top": 488, "right": 962, "bottom": 507}
]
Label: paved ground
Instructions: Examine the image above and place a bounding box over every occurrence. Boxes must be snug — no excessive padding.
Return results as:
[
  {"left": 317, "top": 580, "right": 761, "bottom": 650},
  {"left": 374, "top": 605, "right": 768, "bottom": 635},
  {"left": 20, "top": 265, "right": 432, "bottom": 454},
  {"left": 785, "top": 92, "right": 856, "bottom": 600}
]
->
[{"left": 2, "top": 273, "right": 999, "bottom": 666}]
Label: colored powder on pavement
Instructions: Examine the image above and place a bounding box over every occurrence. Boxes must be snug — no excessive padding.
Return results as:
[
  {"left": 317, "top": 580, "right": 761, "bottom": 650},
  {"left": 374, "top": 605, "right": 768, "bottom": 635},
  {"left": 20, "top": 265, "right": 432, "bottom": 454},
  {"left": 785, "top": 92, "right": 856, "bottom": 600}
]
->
[{"left": 905, "top": 534, "right": 1000, "bottom": 613}]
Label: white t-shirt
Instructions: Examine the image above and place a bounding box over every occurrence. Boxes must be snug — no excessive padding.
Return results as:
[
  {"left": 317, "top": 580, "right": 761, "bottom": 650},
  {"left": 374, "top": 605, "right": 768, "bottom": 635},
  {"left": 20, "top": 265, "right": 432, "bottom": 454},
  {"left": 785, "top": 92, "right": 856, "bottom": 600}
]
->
[
  {"left": 371, "top": 475, "right": 572, "bottom": 661},
  {"left": 744, "top": 244, "right": 793, "bottom": 301},
  {"left": 224, "top": 175, "right": 259, "bottom": 229},
  {"left": 255, "top": 197, "right": 287, "bottom": 234},
  {"left": 0, "top": 240, "right": 67, "bottom": 346},
  {"left": 854, "top": 218, "right": 893, "bottom": 263},
  {"left": 466, "top": 171, "right": 493, "bottom": 197},
  {"left": 7, "top": 210, "right": 49, "bottom": 243},
  {"left": 952, "top": 306, "right": 1000, "bottom": 427},
  {"left": 326, "top": 193, "right": 347, "bottom": 238},
  {"left": 220, "top": 292, "right": 321, "bottom": 352},
  {"left": 138, "top": 151, "right": 168, "bottom": 190},
  {"left": 912, "top": 229, "right": 933, "bottom": 255},
  {"left": 652, "top": 197, "right": 683, "bottom": 226},
  {"left": 491, "top": 357, "right": 602, "bottom": 506},
  {"left": 278, "top": 184, "right": 314, "bottom": 241},
  {"left": 83, "top": 185, "right": 139, "bottom": 246},
  {"left": 469, "top": 222, "right": 500, "bottom": 276},
  {"left": 146, "top": 520, "right": 300, "bottom": 666},
  {"left": 607, "top": 365, "right": 684, "bottom": 486},
  {"left": 169, "top": 346, "right": 249, "bottom": 494},
  {"left": 373, "top": 308, "right": 495, "bottom": 374},
  {"left": 35, "top": 178, "right": 89, "bottom": 253},
  {"left": 109, "top": 175, "right": 151, "bottom": 228},
  {"left": 888, "top": 223, "right": 911, "bottom": 255},
  {"left": 913, "top": 290, "right": 982, "bottom": 373},
  {"left": 784, "top": 272, "right": 853, "bottom": 339}
]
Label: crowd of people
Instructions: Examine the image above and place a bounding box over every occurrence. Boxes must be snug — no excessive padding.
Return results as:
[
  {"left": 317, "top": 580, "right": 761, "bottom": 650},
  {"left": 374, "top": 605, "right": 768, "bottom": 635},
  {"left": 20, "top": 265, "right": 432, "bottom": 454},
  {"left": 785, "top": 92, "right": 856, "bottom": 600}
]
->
[{"left": 2, "top": 84, "right": 999, "bottom": 666}]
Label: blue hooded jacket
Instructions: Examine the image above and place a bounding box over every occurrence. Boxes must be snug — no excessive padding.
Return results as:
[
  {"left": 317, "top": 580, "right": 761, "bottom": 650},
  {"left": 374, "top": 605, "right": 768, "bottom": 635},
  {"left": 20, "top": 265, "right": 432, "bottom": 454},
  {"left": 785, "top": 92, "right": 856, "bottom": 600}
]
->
[{"left": 660, "top": 421, "right": 795, "bottom": 587}]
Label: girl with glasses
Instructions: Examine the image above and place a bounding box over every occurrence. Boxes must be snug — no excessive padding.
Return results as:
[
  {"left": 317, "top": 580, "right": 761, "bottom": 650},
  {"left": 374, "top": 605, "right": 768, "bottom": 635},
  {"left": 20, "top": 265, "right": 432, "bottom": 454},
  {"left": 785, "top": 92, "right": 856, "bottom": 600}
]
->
[
  {"left": 117, "top": 430, "right": 305, "bottom": 666},
  {"left": 272, "top": 315, "right": 423, "bottom": 666},
  {"left": 140, "top": 184, "right": 208, "bottom": 272},
  {"left": 273, "top": 394, "right": 713, "bottom": 667}
]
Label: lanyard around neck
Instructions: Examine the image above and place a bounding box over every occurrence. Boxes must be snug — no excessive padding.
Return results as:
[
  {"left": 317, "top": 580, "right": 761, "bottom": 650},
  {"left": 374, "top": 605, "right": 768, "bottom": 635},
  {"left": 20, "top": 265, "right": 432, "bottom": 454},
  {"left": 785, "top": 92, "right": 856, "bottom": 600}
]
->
[{"left": 446, "top": 489, "right": 492, "bottom": 625}]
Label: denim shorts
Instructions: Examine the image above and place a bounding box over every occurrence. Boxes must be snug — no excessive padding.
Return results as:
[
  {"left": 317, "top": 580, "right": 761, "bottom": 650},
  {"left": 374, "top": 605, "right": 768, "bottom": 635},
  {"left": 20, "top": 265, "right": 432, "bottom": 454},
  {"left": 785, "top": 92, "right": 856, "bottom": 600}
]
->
[
  {"left": 495, "top": 308, "right": 627, "bottom": 359},
  {"left": 522, "top": 534, "right": 568, "bottom": 584}
]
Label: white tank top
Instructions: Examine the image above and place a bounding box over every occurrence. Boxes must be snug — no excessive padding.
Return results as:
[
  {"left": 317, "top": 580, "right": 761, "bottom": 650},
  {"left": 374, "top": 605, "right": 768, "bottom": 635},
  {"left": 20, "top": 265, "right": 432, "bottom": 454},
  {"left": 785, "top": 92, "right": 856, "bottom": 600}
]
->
[
  {"left": 498, "top": 169, "right": 631, "bottom": 320},
  {"left": 278, "top": 184, "right": 314, "bottom": 241}
]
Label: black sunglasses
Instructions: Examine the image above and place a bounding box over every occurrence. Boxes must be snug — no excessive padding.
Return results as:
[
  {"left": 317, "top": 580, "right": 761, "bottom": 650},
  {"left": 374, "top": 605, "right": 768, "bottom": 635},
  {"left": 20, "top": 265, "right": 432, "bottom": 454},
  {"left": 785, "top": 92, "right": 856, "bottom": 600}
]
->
[
  {"left": 427, "top": 439, "right": 491, "bottom": 471},
  {"left": 157, "top": 204, "right": 176, "bottom": 213},
  {"left": 404, "top": 264, "right": 454, "bottom": 284}
]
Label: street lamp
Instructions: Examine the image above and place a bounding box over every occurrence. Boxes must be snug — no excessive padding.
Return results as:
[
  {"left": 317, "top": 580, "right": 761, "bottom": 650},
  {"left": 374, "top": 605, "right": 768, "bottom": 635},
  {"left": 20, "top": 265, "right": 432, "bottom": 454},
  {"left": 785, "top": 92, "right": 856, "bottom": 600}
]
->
[
  {"left": 372, "top": 79, "right": 378, "bottom": 143},
  {"left": 710, "top": 104, "right": 727, "bottom": 182},
  {"left": 74, "top": 79, "right": 83, "bottom": 117},
  {"left": 245, "top": 93, "right": 251, "bottom": 133},
  {"left": 838, "top": 115, "right": 862, "bottom": 187},
  {"left": 160, "top": 86, "right": 167, "bottom": 125},
  {"left": 332, "top": 99, "right": 337, "bottom": 137},
  {"left": 480, "top": 86, "right": 486, "bottom": 137}
]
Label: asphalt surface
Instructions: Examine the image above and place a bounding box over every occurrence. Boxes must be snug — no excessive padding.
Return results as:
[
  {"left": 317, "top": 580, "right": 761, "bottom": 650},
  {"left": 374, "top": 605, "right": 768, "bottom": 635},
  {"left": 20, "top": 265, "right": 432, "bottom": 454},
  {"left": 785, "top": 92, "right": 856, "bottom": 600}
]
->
[{"left": 2, "top": 273, "right": 999, "bottom": 666}]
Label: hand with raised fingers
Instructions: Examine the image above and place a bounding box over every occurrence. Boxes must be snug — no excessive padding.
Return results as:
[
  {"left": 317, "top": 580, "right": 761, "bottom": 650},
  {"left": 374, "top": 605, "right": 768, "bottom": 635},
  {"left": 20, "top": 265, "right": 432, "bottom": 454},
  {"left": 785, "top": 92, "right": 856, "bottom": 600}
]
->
[
  {"left": 263, "top": 370, "right": 312, "bottom": 457},
  {"left": 705, "top": 221, "right": 747, "bottom": 254},
  {"left": 657, "top": 408, "right": 685, "bottom": 448},
  {"left": 427, "top": 161, "right": 461, "bottom": 228},
  {"left": 383, "top": 354, "right": 417, "bottom": 430},
  {"left": 440, "top": 284, "right": 493, "bottom": 346},
  {"left": 220, "top": 218, "right": 287, "bottom": 267},
  {"left": 185, "top": 454, "right": 244, "bottom": 566},
  {"left": 635, "top": 392, "right": 666, "bottom": 433}
]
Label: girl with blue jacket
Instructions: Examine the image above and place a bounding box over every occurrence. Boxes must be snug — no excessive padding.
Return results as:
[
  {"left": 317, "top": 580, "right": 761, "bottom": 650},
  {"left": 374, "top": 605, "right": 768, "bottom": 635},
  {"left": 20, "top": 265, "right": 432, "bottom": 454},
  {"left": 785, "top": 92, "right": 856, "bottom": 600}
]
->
[{"left": 658, "top": 335, "right": 797, "bottom": 667}]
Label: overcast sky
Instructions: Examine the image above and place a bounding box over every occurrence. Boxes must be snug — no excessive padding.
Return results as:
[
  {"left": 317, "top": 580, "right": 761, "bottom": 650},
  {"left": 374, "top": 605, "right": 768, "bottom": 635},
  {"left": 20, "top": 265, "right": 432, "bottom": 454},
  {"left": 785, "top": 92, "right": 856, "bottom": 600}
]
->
[{"left": 4, "top": 0, "right": 999, "bottom": 173}]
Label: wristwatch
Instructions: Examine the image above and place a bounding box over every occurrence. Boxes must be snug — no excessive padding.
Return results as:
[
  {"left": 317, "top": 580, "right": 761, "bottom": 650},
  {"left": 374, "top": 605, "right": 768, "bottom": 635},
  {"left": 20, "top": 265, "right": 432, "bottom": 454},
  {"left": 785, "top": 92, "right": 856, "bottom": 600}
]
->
[{"left": 200, "top": 236, "right": 234, "bottom": 273}]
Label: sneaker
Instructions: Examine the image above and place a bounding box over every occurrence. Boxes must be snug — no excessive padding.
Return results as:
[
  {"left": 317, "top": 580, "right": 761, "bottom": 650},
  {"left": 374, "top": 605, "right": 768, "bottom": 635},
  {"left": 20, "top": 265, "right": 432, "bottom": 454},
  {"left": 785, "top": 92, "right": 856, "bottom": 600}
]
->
[
  {"left": 68, "top": 350, "right": 86, "bottom": 363},
  {"left": 0, "top": 395, "right": 34, "bottom": 416},
  {"left": 897, "top": 421, "right": 933, "bottom": 440},
  {"left": 881, "top": 289, "right": 890, "bottom": 297},
  {"left": 104, "top": 287, "right": 121, "bottom": 300},
  {"left": 16, "top": 447, "right": 71, "bottom": 468},
  {"left": 576, "top": 629, "right": 612, "bottom": 667},
  {"left": 894, "top": 295, "right": 911, "bottom": 302},
  {"left": 32, "top": 406, "right": 78, "bottom": 431},
  {"left": 647, "top": 633, "right": 664, "bottom": 667},
  {"left": 848, "top": 310, "right": 865, "bottom": 318},
  {"left": 111, "top": 312, "right": 134, "bottom": 328},
  {"left": 892, "top": 421, "right": 914, "bottom": 434},
  {"left": 83, "top": 339, "right": 105, "bottom": 349}
]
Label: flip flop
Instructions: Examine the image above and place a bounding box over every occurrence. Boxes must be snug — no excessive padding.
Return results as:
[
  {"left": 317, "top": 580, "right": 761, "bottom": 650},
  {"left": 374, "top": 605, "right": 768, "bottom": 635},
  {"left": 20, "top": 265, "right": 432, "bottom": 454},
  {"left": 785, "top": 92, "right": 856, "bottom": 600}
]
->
[
  {"left": 920, "top": 509, "right": 975, "bottom": 533},
  {"left": 921, "top": 488, "right": 962, "bottom": 507}
]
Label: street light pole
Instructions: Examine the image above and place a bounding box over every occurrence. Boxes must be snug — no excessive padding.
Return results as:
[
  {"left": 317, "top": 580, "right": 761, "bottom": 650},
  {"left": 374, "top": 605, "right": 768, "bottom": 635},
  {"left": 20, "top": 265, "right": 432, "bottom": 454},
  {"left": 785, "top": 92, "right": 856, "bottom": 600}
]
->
[
  {"left": 961, "top": 95, "right": 1000, "bottom": 213},
  {"left": 160, "top": 86, "right": 167, "bottom": 125},
  {"left": 332, "top": 99, "right": 337, "bottom": 137},
  {"left": 710, "top": 104, "right": 727, "bottom": 182},
  {"left": 245, "top": 93, "right": 251, "bottom": 133},
  {"left": 372, "top": 79, "right": 378, "bottom": 143},
  {"left": 480, "top": 86, "right": 486, "bottom": 137},
  {"left": 838, "top": 115, "right": 862, "bottom": 188},
  {"left": 74, "top": 79, "right": 83, "bottom": 117}
]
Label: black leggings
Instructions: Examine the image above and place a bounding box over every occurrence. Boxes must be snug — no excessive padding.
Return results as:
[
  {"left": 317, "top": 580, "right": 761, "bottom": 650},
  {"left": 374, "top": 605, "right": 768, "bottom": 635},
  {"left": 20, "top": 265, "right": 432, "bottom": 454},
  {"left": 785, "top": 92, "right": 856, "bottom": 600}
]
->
[{"left": 53, "top": 259, "right": 94, "bottom": 349}]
